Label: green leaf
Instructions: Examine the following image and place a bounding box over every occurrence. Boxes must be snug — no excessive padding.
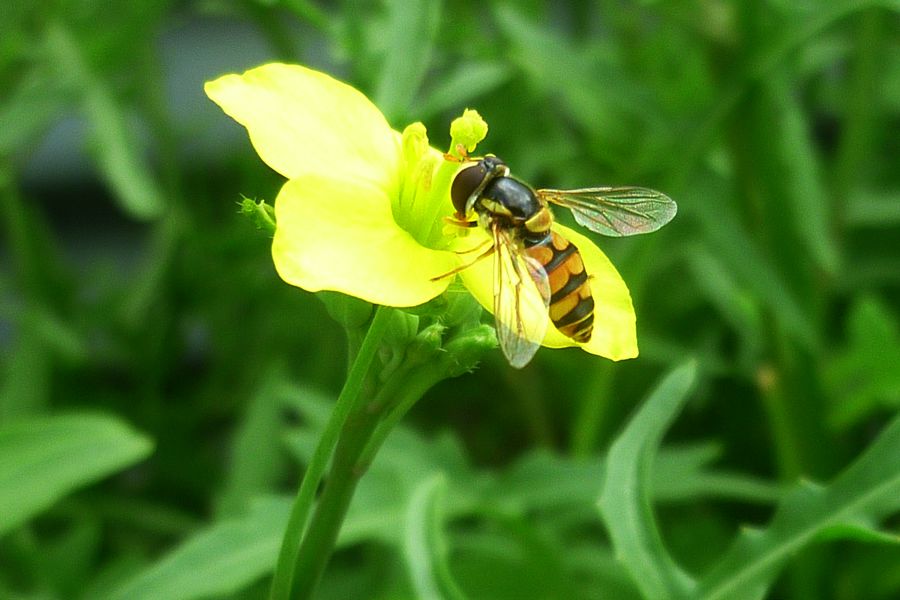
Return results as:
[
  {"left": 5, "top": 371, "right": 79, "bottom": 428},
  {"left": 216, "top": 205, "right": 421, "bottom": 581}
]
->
[
  {"left": 403, "top": 474, "right": 466, "bottom": 600},
  {"left": 44, "top": 21, "right": 165, "bottom": 221},
  {"left": 448, "top": 513, "right": 580, "bottom": 599},
  {"left": 763, "top": 71, "right": 839, "bottom": 276},
  {"left": 38, "top": 518, "right": 103, "bottom": 597},
  {"left": 816, "top": 515, "right": 900, "bottom": 545},
  {"left": 688, "top": 178, "right": 820, "bottom": 349},
  {"left": 0, "top": 413, "right": 153, "bottom": 535},
  {"left": 493, "top": 8, "right": 625, "bottom": 162},
  {"left": 417, "top": 61, "right": 512, "bottom": 120},
  {"left": 0, "top": 66, "right": 70, "bottom": 157},
  {"left": 696, "top": 414, "right": 900, "bottom": 600},
  {"left": 668, "top": 0, "right": 900, "bottom": 194},
  {"left": 498, "top": 443, "right": 779, "bottom": 513},
  {"left": 684, "top": 246, "right": 764, "bottom": 367},
  {"left": 845, "top": 188, "right": 900, "bottom": 227},
  {"left": 826, "top": 296, "right": 900, "bottom": 429},
  {"left": 652, "top": 445, "right": 782, "bottom": 505},
  {"left": 285, "top": 382, "right": 778, "bottom": 574},
  {"left": 110, "top": 496, "right": 291, "bottom": 600},
  {"left": 82, "top": 72, "right": 166, "bottom": 221},
  {"left": 0, "top": 317, "right": 52, "bottom": 420},
  {"left": 374, "top": 0, "right": 442, "bottom": 123},
  {"left": 217, "top": 366, "right": 292, "bottom": 516},
  {"left": 597, "top": 361, "right": 699, "bottom": 600}
]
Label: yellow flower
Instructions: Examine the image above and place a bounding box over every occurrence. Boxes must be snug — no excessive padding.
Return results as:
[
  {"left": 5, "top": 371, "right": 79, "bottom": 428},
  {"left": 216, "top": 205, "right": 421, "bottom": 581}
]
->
[{"left": 205, "top": 63, "right": 637, "bottom": 361}]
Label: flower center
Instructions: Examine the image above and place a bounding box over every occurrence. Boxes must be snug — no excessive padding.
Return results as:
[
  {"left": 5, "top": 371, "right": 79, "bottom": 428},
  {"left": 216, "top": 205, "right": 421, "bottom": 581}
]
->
[{"left": 392, "top": 110, "right": 489, "bottom": 252}]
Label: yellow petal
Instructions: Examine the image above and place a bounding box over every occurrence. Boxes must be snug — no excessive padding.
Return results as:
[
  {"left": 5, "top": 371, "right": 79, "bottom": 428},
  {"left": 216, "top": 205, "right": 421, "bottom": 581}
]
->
[
  {"left": 272, "top": 175, "right": 460, "bottom": 307},
  {"left": 205, "top": 63, "right": 400, "bottom": 191},
  {"left": 458, "top": 223, "right": 637, "bottom": 361}
]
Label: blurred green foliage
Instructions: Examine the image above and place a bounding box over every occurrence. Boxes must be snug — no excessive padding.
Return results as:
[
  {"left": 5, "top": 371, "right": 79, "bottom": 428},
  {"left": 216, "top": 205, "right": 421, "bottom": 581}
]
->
[{"left": 2, "top": 0, "right": 900, "bottom": 599}]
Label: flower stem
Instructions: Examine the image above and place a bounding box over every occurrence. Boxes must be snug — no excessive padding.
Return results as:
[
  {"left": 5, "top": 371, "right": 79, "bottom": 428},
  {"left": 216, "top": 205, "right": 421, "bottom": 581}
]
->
[
  {"left": 269, "top": 306, "right": 394, "bottom": 600},
  {"left": 288, "top": 405, "right": 382, "bottom": 598},
  {"left": 360, "top": 360, "right": 451, "bottom": 466},
  {"left": 288, "top": 360, "right": 427, "bottom": 598}
]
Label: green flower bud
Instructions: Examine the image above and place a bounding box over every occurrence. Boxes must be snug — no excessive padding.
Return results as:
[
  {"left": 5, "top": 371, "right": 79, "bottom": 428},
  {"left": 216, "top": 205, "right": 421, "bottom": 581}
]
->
[
  {"left": 318, "top": 292, "right": 373, "bottom": 330},
  {"left": 407, "top": 322, "right": 446, "bottom": 365},
  {"left": 379, "top": 311, "right": 421, "bottom": 379},
  {"left": 403, "top": 294, "right": 450, "bottom": 318},
  {"left": 442, "top": 286, "right": 483, "bottom": 329},
  {"left": 442, "top": 324, "right": 497, "bottom": 376}
]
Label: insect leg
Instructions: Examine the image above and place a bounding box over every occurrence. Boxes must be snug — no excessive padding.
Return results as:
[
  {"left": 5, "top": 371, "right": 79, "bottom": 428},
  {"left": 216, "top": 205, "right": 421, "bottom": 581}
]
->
[
  {"left": 443, "top": 215, "right": 478, "bottom": 228},
  {"left": 454, "top": 239, "right": 492, "bottom": 255},
  {"left": 429, "top": 244, "right": 496, "bottom": 281}
]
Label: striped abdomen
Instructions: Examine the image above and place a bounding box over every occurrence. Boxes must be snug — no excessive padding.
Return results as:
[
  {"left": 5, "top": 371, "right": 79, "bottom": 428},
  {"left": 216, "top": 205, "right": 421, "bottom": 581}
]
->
[{"left": 526, "top": 231, "right": 594, "bottom": 343}]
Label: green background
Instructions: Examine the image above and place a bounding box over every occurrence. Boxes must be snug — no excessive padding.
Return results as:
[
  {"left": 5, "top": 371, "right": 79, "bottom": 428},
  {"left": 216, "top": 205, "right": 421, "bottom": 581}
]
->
[{"left": 2, "top": 1, "right": 899, "bottom": 598}]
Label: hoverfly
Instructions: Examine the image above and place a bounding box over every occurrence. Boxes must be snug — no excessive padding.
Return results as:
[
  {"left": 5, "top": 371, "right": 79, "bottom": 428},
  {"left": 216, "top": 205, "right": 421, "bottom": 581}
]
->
[{"left": 437, "top": 155, "right": 676, "bottom": 368}]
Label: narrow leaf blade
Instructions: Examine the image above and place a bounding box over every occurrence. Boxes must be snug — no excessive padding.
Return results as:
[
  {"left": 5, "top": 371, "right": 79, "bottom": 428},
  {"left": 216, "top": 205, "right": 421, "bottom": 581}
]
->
[
  {"left": 598, "top": 361, "right": 699, "bottom": 599},
  {"left": 111, "top": 497, "right": 291, "bottom": 600},
  {"left": 403, "top": 474, "right": 467, "bottom": 600},
  {"left": 697, "top": 414, "right": 900, "bottom": 600},
  {"left": 0, "top": 413, "right": 153, "bottom": 534}
]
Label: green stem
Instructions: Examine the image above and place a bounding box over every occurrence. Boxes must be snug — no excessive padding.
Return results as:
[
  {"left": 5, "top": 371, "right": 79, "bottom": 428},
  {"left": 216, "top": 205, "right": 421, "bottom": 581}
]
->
[
  {"left": 288, "top": 405, "right": 382, "bottom": 598},
  {"left": 360, "top": 360, "right": 452, "bottom": 466},
  {"left": 282, "top": 0, "right": 333, "bottom": 33},
  {"left": 832, "top": 8, "right": 883, "bottom": 223},
  {"left": 569, "top": 361, "right": 614, "bottom": 457},
  {"left": 0, "top": 167, "right": 58, "bottom": 419},
  {"left": 758, "top": 327, "right": 804, "bottom": 481},
  {"left": 0, "top": 164, "right": 63, "bottom": 301},
  {"left": 269, "top": 306, "right": 394, "bottom": 600},
  {"left": 289, "top": 359, "right": 432, "bottom": 598}
]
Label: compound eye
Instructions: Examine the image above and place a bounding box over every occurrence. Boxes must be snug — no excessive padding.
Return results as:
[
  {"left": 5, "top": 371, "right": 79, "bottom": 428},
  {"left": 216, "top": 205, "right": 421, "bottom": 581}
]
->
[{"left": 450, "top": 163, "right": 487, "bottom": 215}]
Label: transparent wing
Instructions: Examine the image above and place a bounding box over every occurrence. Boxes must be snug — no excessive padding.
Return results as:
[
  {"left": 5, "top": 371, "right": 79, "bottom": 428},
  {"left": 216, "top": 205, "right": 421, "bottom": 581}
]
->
[
  {"left": 491, "top": 222, "right": 551, "bottom": 369},
  {"left": 538, "top": 187, "right": 677, "bottom": 237}
]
